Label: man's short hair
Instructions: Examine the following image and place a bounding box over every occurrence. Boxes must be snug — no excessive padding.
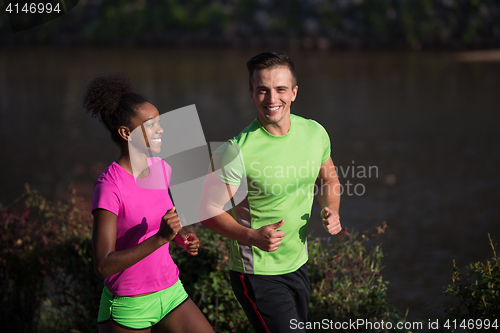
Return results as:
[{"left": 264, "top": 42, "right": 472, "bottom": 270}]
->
[{"left": 246, "top": 52, "right": 297, "bottom": 90}]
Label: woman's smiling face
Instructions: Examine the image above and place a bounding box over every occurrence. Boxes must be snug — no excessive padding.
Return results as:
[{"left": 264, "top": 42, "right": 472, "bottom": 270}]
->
[{"left": 128, "top": 102, "right": 163, "bottom": 155}]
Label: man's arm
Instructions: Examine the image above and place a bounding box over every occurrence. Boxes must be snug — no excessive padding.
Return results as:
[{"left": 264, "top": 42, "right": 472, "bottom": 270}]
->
[
  {"left": 199, "top": 174, "right": 285, "bottom": 252},
  {"left": 316, "top": 157, "right": 342, "bottom": 235}
]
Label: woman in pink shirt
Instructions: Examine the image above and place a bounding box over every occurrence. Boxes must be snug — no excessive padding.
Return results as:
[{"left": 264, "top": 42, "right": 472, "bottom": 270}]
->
[{"left": 84, "top": 73, "right": 213, "bottom": 333}]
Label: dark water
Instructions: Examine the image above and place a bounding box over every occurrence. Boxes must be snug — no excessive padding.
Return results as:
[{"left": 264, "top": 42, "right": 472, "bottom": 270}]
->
[{"left": 1, "top": 46, "right": 499, "bottom": 323}]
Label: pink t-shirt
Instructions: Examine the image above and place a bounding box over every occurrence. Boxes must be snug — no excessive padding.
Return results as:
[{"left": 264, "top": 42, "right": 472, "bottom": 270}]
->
[{"left": 92, "top": 157, "right": 179, "bottom": 296}]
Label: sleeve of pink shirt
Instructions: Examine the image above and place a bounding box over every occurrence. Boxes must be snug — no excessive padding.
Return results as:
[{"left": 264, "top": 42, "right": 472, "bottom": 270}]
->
[{"left": 92, "top": 176, "right": 121, "bottom": 215}]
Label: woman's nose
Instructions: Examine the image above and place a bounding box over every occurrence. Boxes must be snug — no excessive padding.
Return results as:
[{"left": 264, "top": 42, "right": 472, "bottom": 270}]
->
[{"left": 157, "top": 123, "right": 164, "bottom": 134}]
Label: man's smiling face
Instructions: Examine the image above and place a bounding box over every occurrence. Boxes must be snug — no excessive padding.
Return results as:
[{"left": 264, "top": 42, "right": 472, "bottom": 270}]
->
[{"left": 249, "top": 66, "right": 298, "bottom": 130}]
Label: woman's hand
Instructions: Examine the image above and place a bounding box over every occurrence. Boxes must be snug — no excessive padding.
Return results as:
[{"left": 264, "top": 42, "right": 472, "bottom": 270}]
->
[
  {"left": 157, "top": 206, "right": 182, "bottom": 244},
  {"left": 174, "top": 232, "right": 200, "bottom": 256}
]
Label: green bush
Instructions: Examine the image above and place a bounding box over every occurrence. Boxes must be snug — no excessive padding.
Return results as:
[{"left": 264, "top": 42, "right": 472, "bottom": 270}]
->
[
  {"left": 2, "top": 189, "right": 409, "bottom": 333},
  {"left": 171, "top": 225, "right": 250, "bottom": 332},
  {"left": 441, "top": 234, "right": 500, "bottom": 331},
  {"left": 0, "top": 186, "right": 101, "bottom": 333},
  {"left": 308, "top": 222, "right": 409, "bottom": 332}
]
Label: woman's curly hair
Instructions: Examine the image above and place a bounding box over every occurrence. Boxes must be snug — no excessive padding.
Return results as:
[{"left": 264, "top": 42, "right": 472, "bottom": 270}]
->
[{"left": 83, "top": 73, "right": 148, "bottom": 144}]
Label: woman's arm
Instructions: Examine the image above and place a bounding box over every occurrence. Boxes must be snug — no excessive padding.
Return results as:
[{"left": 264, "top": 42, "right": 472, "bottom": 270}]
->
[{"left": 92, "top": 207, "right": 181, "bottom": 279}]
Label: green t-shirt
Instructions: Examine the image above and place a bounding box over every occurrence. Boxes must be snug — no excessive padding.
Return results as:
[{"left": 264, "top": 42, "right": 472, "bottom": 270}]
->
[{"left": 214, "top": 114, "right": 331, "bottom": 275}]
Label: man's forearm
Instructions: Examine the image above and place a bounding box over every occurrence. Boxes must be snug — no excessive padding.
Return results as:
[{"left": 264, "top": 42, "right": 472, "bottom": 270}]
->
[
  {"left": 201, "top": 211, "right": 255, "bottom": 245},
  {"left": 317, "top": 177, "right": 341, "bottom": 214}
]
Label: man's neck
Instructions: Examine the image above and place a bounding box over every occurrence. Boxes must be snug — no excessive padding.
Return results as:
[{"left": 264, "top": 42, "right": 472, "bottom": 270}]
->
[{"left": 258, "top": 114, "right": 291, "bottom": 136}]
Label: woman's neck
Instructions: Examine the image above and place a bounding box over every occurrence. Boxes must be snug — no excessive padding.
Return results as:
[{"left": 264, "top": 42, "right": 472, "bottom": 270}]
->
[{"left": 117, "top": 151, "right": 150, "bottom": 178}]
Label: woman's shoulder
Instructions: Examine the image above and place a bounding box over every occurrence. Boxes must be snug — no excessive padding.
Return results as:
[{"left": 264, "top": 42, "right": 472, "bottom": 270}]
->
[{"left": 95, "top": 162, "right": 130, "bottom": 189}]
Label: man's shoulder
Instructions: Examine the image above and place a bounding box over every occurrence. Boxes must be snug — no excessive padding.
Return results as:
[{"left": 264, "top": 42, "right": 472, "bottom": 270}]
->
[
  {"left": 291, "top": 114, "right": 325, "bottom": 131},
  {"left": 231, "top": 118, "right": 261, "bottom": 145}
]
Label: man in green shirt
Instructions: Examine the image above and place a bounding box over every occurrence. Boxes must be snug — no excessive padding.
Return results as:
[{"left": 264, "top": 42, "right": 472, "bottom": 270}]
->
[{"left": 200, "top": 52, "right": 341, "bottom": 332}]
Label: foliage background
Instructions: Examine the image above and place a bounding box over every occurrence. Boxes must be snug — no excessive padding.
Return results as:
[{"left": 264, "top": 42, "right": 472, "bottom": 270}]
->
[
  {"left": 1, "top": 0, "right": 499, "bottom": 49},
  {"left": 1, "top": 189, "right": 405, "bottom": 333},
  {"left": 3, "top": 190, "right": 498, "bottom": 332}
]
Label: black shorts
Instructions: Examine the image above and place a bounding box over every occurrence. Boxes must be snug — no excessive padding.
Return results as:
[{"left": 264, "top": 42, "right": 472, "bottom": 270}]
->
[{"left": 230, "top": 263, "right": 310, "bottom": 333}]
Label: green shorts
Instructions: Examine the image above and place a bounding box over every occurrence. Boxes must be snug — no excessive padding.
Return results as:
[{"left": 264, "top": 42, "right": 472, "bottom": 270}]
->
[{"left": 97, "top": 279, "right": 189, "bottom": 330}]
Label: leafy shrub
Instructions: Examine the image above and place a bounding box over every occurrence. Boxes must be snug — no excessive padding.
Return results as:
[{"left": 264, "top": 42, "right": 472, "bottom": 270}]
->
[
  {"left": 307, "top": 222, "right": 408, "bottom": 332},
  {"left": 0, "top": 185, "right": 100, "bottom": 333},
  {"left": 2, "top": 188, "right": 409, "bottom": 333},
  {"left": 171, "top": 225, "right": 250, "bottom": 333},
  {"left": 442, "top": 234, "right": 500, "bottom": 328}
]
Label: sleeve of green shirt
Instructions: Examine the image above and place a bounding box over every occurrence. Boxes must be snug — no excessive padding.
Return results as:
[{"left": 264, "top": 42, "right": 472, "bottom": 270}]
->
[
  {"left": 210, "top": 140, "right": 245, "bottom": 186},
  {"left": 313, "top": 120, "right": 331, "bottom": 163}
]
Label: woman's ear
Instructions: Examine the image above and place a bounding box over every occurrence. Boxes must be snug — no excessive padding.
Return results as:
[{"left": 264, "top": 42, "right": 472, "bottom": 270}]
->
[{"left": 117, "top": 126, "right": 131, "bottom": 142}]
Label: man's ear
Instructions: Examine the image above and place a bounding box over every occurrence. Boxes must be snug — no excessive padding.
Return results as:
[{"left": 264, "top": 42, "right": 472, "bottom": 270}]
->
[
  {"left": 249, "top": 88, "right": 255, "bottom": 103},
  {"left": 117, "top": 126, "right": 131, "bottom": 142},
  {"left": 291, "top": 85, "right": 298, "bottom": 102}
]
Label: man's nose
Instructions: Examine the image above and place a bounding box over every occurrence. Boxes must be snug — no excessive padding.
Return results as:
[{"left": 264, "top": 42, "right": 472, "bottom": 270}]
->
[{"left": 267, "top": 89, "right": 278, "bottom": 103}]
